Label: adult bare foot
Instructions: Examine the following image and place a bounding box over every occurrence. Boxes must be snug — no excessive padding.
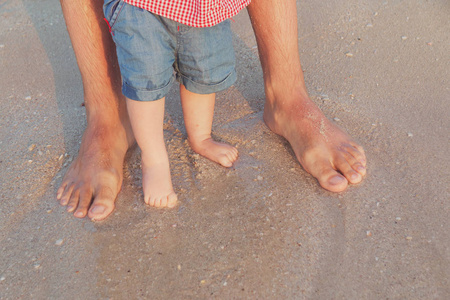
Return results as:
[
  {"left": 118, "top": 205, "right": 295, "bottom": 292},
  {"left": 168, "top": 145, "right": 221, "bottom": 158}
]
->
[
  {"left": 263, "top": 91, "right": 366, "bottom": 193},
  {"left": 248, "top": 0, "right": 366, "bottom": 193},
  {"left": 189, "top": 137, "right": 238, "bottom": 168},
  {"left": 59, "top": 0, "right": 136, "bottom": 220},
  {"left": 56, "top": 116, "right": 133, "bottom": 221}
]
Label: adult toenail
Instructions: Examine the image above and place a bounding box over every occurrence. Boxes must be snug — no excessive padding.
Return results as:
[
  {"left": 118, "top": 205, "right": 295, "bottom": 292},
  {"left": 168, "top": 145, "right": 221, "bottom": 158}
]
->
[
  {"left": 357, "top": 166, "right": 365, "bottom": 172},
  {"left": 74, "top": 211, "right": 84, "bottom": 217},
  {"left": 351, "top": 173, "right": 360, "bottom": 181},
  {"left": 329, "top": 175, "right": 345, "bottom": 185},
  {"left": 67, "top": 206, "right": 73, "bottom": 211},
  {"left": 91, "top": 205, "right": 106, "bottom": 214}
]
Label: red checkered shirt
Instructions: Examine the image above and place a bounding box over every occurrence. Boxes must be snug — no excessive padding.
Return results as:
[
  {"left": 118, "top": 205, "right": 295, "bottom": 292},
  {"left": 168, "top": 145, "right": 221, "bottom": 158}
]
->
[{"left": 123, "top": 0, "right": 251, "bottom": 27}]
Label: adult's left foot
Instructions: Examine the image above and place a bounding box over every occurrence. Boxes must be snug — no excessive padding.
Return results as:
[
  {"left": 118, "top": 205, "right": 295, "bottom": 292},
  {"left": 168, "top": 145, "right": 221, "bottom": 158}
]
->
[{"left": 263, "top": 92, "right": 366, "bottom": 193}]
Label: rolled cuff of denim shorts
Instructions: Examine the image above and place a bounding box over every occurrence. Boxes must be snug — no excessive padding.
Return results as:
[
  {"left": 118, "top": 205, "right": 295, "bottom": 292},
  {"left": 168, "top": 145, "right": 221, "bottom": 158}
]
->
[
  {"left": 177, "top": 69, "right": 237, "bottom": 95},
  {"left": 122, "top": 76, "right": 175, "bottom": 101}
]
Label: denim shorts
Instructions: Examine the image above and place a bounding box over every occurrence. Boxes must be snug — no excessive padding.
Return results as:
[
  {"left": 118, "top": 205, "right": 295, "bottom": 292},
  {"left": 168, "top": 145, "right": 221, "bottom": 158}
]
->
[{"left": 103, "top": 0, "right": 237, "bottom": 101}]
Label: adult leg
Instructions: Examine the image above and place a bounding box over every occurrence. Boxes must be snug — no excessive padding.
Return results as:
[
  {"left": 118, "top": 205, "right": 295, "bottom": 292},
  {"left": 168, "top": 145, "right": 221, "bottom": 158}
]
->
[
  {"left": 57, "top": 0, "right": 134, "bottom": 220},
  {"left": 247, "top": 0, "right": 366, "bottom": 192}
]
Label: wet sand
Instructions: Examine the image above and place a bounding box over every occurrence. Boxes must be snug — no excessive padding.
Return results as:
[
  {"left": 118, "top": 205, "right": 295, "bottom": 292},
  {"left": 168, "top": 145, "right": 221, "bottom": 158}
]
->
[{"left": 1, "top": 0, "right": 449, "bottom": 298}]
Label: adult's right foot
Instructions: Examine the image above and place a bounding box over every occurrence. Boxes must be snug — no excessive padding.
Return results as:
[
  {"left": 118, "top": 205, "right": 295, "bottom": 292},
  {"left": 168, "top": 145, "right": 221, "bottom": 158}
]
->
[{"left": 56, "top": 118, "right": 133, "bottom": 221}]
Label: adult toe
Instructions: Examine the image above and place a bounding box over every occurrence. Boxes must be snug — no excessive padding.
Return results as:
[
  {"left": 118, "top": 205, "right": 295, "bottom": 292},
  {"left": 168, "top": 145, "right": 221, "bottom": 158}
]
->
[
  {"left": 87, "top": 188, "right": 116, "bottom": 221},
  {"left": 347, "top": 143, "right": 366, "bottom": 166},
  {"left": 66, "top": 189, "right": 81, "bottom": 213},
  {"left": 59, "top": 184, "right": 75, "bottom": 206},
  {"left": 73, "top": 189, "right": 93, "bottom": 218},
  {"left": 341, "top": 150, "right": 366, "bottom": 176},
  {"left": 56, "top": 183, "right": 67, "bottom": 200},
  {"left": 305, "top": 157, "right": 349, "bottom": 192},
  {"left": 333, "top": 156, "right": 362, "bottom": 184}
]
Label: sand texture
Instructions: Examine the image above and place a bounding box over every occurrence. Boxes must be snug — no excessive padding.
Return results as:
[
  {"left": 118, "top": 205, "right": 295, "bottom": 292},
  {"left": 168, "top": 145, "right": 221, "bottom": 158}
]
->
[{"left": 1, "top": 0, "right": 449, "bottom": 299}]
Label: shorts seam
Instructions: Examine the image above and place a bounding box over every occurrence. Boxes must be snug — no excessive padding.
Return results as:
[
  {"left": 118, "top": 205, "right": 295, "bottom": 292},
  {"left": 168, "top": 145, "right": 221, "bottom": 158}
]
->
[{"left": 109, "top": 1, "right": 126, "bottom": 30}]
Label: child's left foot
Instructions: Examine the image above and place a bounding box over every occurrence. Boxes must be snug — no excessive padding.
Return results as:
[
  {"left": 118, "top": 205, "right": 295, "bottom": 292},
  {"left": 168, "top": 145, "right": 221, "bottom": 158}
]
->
[{"left": 189, "top": 137, "right": 238, "bottom": 167}]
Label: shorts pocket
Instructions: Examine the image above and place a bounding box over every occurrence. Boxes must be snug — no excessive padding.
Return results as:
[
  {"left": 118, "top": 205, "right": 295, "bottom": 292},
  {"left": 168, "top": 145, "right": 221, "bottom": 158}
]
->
[{"left": 103, "top": 0, "right": 125, "bottom": 29}]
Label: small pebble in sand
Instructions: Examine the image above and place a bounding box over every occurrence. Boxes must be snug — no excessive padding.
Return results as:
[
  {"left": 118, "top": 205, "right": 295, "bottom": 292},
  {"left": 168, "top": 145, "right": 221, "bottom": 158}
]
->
[
  {"left": 401, "top": 36, "right": 407, "bottom": 40},
  {"left": 177, "top": 264, "right": 181, "bottom": 270},
  {"left": 55, "top": 239, "right": 64, "bottom": 246},
  {"left": 427, "top": 42, "right": 433, "bottom": 46},
  {"left": 28, "top": 160, "right": 33, "bottom": 163},
  {"left": 38, "top": 151, "right": 43, "bottom": 155},
  {"left": 396, "top": 217, "right": 402, "bottom": 221},
  {"left": 25, "top": 96, "right": 32, "bottom": 100},
  {"left": 47, "top": 209, "right": 52, "bottom": 213},
  {"left": 406, "top": 236, "right": 413, "bottom": 240},
  {"left": 0, "top": 276, "right": 5, "bottom": 281},
  {"left": 200, "top": 280, "right": 206, "bottom": 284},
  {"left": 333, "top": 117, "right": 340, "bottom": 122},
  {"left": 257, "top": 175, "right": 263, "bottom": 181},
  {"left": 33, "top": 263, "right": 41, "bottom": 269},
  {"left": 407, "top": 132, "right": 413, "bottom": 137},
  {"left": 0, "top": 44, "right": 5, "bottom": 48},
  {"left": 28, "top": 144, "right": 36, "bottom": 151},
  {"left": 366, "top": 231, "right": 372, "bottom": 237},
  {"left": 345, "top": 52, "right": 353, "bottom": 57}
]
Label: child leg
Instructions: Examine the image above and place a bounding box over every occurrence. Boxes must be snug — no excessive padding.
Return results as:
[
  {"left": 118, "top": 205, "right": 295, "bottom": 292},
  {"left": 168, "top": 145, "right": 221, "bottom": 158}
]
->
[
  {"left": 180, "top": 84, "right": 238, "bottom": 167},
  {"left": 126, "top": 97, "right": 177, "bottom": 208}
]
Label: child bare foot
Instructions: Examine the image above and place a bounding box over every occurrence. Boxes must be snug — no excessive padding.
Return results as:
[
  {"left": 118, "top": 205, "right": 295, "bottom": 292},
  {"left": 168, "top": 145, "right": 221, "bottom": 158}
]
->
[
  {"left": 141, "top": 159, "right": 177, "bottom": 208},
  {"left": 180, "top": 85, "right": 238, "bottom": 168},
  {"left": 189, "top": 137, "right": 238, "bottom": 167},
  {"left": 126, "top": 97, "right": 178, "bottom": 208}
]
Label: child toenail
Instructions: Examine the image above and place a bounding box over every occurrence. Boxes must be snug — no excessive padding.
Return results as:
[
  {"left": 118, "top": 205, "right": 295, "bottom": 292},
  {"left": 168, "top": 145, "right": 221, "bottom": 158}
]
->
[{"left": 91, "top": 205, "right": 106, "bottom": 214}]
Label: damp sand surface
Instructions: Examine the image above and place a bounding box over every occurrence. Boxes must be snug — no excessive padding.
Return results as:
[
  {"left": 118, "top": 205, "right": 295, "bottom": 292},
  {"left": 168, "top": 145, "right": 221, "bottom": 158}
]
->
[{"left": 1, "top": 0, "right": 449, "bottom": 298}]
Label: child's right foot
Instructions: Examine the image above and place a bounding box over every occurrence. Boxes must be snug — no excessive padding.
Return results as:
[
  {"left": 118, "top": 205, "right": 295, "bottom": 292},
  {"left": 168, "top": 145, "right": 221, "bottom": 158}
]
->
[
  {"left": 141, "top": 159, "right": 178, "bottom": 208},
  {"left": 189, "top": 137, "right": 238, "bottom": 168}
]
